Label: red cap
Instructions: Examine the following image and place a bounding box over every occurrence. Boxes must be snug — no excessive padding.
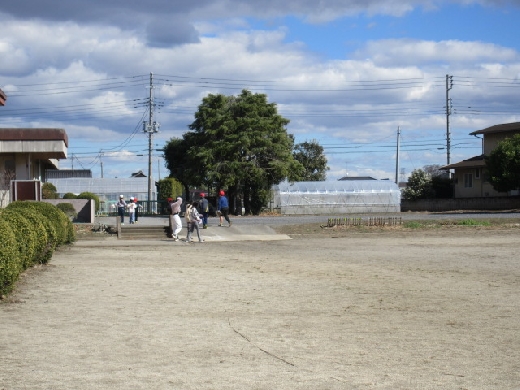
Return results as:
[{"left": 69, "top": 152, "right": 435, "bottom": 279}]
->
[
  {"left": 219, "top": 190, "right": 225, "bottom": 196},
  {"left": 200, "top": 193, "right": 205, "bottom": 198}
]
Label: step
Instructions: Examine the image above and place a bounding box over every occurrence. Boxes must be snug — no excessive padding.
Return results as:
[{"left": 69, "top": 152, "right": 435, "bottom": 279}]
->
[{"left": 118, "top": 225, "right": 171, "bottom": 240}]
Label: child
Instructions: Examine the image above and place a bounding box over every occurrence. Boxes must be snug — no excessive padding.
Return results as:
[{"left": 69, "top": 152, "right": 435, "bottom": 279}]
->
[
  {"left": 184, "top": 202, "right": 193, "bottom": 242},
  {"left": 187, "top": 201, "right": 204, "bottom": 243}
]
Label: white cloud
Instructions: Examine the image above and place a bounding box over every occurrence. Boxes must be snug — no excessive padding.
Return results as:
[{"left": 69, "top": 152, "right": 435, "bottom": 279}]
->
[{"left": 1, "top": 1, "right": 519, "bottom": 180}]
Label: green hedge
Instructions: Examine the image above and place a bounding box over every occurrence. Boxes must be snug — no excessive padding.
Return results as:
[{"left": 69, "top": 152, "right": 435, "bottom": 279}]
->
[
  {"left": 0, "top": 219, "right": 20, "bottom": 296},
  {"left": 0, "top": 201, "right": 76, "bottom": 297}
]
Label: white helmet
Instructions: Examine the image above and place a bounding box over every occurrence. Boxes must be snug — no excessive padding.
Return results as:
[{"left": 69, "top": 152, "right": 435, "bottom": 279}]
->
[
  {"left": 130, "top": 197, "right": 134, "bottom": 200},
  {"left": 119, "top": 194, "right": 124, "bottom": 198}
]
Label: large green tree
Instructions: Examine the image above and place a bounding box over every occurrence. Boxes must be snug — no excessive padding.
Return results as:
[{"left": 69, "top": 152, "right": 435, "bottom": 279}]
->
[
  {"left": 293, "top": 140, "right": 329, "bottom": 181},
  {"left": 485, "top": 134, "right": 520, "bottom": 192},
  {"left": 165, "top": 89, "right": 304, "bottom": 215}
]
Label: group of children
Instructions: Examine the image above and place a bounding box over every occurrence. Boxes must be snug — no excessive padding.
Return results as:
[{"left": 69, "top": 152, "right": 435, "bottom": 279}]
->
[
  {"left": 116, "top": 195, "right": 141, "bottom": 225},
  {"left": 170, "top": 190, "right": 231, "bottom": 243}
]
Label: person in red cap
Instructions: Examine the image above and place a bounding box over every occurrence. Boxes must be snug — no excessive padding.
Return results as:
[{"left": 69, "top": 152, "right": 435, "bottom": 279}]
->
[
  {"left": 217, "top": 190, "right": 232, "bottom": 227},
  {"left": 199, "top": 192, "right": 209, "bottom": 229}
]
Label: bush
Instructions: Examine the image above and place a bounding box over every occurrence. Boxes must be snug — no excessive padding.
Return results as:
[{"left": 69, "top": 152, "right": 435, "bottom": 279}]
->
[
  {"left": 77, "top": 191, "right": 100, "bottom": 213},
  {"left": 6, "top": 202, "right": 57, "bottom": 262},
  {"left": 0, "top": 201, "right": 77, "bottom": 297},
  {"left": 62, "top": 192, "right": 77, "bottom": 199},
  {"left": 6, "top": 200, "right": 76, "bottom": 250},
  {"left": 0, "top": 209, "right": 39, "bottom": 270},
  {"left": 42, "top": 182, "right": 58, "bottom": 199},
  {"left": 57, "top": 202, "right": 78, "bottom": 221},
  {"left": 0, "top": 219, "right": 20, "bottom": 296}
]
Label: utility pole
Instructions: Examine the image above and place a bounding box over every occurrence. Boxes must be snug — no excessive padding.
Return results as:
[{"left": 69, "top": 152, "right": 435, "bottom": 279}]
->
[
  {"left": 99, "top": 151, "right": 104, "bottom": 178},
  {"left": 143, "top": 72, "right": 159, "bottom": 212},
  {"left": 446, "top": 74, "right": 453, "bottom": 166},
  {"left": 395, "top": 126, "right": 400, "bottom": 185}
]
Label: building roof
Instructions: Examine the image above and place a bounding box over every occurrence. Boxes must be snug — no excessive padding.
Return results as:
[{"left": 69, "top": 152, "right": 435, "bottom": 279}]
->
[
  {"left": 131, "top": 170, "right": 147, "bottom": 177},
  {"left": 442, "top": 155, "right": 485, "bottom": 170},
  {"left": 0, "top": 128, "right": 68, "bottom": 146},
  {"left": 0, "top": 88, "right": 6, "bottom": 106},
  {"left": 470, "top": 122, "right": 520, "bottom": 136},
  {"left": 338, "top": 176, "right": 377, "bottom": 181},
  {"left": 46, "top": 169, "right": 92, "bottom": 179},
  {"left": 275, "top": 180, "right": 400, "bottom": 193},
  {"left": 0, "top": 128, "right": 68, "bottom": 159}
]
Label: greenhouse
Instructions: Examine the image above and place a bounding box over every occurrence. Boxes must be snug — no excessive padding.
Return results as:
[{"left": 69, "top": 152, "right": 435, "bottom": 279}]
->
[
  {"left": 272, "top": 180, "right": 401, "bottom": 215},
  {"left": 48, "top": 177, "right": 156, "bottom": 214}
]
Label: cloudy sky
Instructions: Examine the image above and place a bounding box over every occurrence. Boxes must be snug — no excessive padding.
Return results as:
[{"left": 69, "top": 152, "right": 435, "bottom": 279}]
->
[{"left": 1, "top": 0, "right": 519, "bottom": 183}]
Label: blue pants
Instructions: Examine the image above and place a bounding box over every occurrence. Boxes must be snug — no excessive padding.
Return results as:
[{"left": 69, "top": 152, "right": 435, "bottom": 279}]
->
[{"left": 118, "top": 207, "right": 125, "bottom": 223}]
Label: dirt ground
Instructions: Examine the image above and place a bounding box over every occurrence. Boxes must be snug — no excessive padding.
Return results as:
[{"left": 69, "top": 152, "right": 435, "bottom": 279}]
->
[{"left": 1, "top": 225, "right": 519, "bottom": 389}]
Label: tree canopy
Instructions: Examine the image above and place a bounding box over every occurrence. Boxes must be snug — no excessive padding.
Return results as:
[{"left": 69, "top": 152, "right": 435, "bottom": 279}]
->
[
  {"left": 485, "top": 134, "right": 520, "bottom": 192},
  {"left": 401, "top": 165, "right": 452, "bottom": 200},
  {"left": 164, "top": 89, "right": 305, "bottom": 214},
  {"left": 293, "top": 140, "right": 329, "bottom": 181}
]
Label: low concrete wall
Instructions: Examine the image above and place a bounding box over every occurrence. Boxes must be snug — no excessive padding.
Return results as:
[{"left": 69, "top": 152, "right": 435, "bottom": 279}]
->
[
  {"left": 42, "top": 199, "right": 95, "bottom": 223},
  {"left": 401, "top": 197, "right": 520, "bottom": 212}
]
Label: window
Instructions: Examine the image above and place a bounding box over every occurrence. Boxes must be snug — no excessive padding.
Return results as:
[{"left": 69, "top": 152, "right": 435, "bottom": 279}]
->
[
  {"left": 464, "top": 173, "right": 473, "bottom": 188},
  {"left": 475, "top": 168, "right": 480, "bottom": 179}
]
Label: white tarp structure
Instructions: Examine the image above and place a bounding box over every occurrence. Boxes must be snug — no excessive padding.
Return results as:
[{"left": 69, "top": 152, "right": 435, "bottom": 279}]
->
[{"left": 272, "top": 180, "right": 401, "bottom": 215}]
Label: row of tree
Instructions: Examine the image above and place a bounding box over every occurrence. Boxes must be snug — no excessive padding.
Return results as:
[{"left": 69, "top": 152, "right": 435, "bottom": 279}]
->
[{"left": 163, "top": 90, "right": 328, "bottom": 215}]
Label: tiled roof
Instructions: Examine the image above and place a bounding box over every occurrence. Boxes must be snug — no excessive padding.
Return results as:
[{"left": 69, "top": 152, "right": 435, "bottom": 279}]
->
[
  {"left": 441, "top": 155, "right": 485, "bottom": 170},
  {"left": 470, "top": 122, "right": 520, "bottom": 136}
]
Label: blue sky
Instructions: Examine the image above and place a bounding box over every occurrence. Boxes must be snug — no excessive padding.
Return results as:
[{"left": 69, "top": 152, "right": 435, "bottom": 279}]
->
[{"left": 1, "top": 0, "right": 519, "bottom": 185}]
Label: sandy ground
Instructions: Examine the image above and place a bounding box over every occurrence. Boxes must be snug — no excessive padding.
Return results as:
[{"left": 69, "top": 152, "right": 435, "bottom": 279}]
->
[{"left": 1, "top": 227, "right": 519, "bottom": 389}]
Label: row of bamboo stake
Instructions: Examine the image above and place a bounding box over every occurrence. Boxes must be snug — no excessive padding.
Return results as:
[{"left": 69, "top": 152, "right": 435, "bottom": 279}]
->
[{"left": 327, "top": 217, "right": 402, "bottom": 227}]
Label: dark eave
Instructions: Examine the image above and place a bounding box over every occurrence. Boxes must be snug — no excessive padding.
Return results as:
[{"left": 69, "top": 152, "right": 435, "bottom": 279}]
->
[
  {"left": 470, "top": 122, "right": 520, "bottom": 136},
  {"left": 441, "top": 155, "right": 486, "bottom": 170}
]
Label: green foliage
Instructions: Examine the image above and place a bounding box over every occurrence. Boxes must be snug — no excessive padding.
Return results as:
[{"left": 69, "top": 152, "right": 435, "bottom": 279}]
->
[
  {"left": 42, "top": 182, "right": 58, "bottom": 199},
  {"left": 0, "top": 200, "right": 75, "bottom": 297},
  {"left": 293, "top": 140, "right": 329, "bottom": 181},
  {"left": 431, "top": 174, "right": 453, "bottom": 198},
  {"left": 3, "top": 206, "right": 49, "bottom": 264},
  {"left": 56, "top": 202, "right": 78, "bottom": 220},
  {"left": 62, "top": 192, "right": 77, "bottom": 199},
  {"left": 0, "top": 219, "right": 20, "bottom": 296},
  {"left": 157, "top": 177, "right": 183, "bottom": 200},
  {"left": 457, "top": 219, "right": 490, "bottom": 226},
  {"left": 401, "top": 169, "right": 434, "bottom": 200},
  {"left": 77, "top": 191, "right": 100, "bottom": 212},
  {"left": 165, "top": 89, "right": 304, "bottom": 215},
  {"left": 485, "top": 134, "right": 520, "bottom": 193},
  {"left": 0, "top": 209, "right": 39, "bottom": 270},
  {"left": 404, "top": 221, "right": 423, "bottom": 229}
]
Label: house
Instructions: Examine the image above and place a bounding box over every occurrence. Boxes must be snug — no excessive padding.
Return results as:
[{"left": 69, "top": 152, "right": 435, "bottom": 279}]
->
[
  {"left": 443, "top": 122, "right": 520, "bottom": 198},
  {"left": 0, "top": 128, "right": 68, "bottom": 206}
]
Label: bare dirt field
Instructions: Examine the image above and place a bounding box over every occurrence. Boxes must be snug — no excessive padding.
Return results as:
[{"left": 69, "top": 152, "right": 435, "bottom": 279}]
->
[{"left": 1, "top": 225, "right": 519, "bottom": 389}]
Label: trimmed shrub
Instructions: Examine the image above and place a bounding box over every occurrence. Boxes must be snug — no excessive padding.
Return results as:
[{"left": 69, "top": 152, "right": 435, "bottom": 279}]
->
[
  {"left": 7, "top": 206, "right": 52, "bottom": 263},
  {"left": 0, "top": 219, "right": 20, "bottom": 297},
  {"left": 57, "top": 202, "right": 78, "bottom": 221},
  {"left": 7, "top": 202, "right": 59, "bottom": 260},
  {"left": 62, "top": 192, "right": 77, "bottom": 199},
  {"left": 42, "top": 182, "right": 58, "bottom": 199},
  {"left": 8, "top": 201, "right": 75, "bottom": 246},
  {"left": 0, "top": 209, "right": 39, "bottom": 270},
  {"left": 77, "top": 192, "right": 100, "bottom": 213}
]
